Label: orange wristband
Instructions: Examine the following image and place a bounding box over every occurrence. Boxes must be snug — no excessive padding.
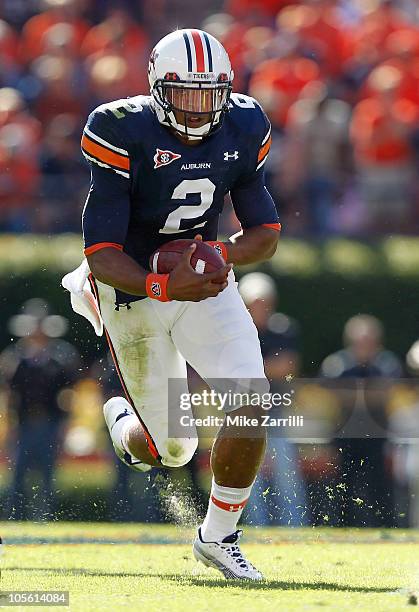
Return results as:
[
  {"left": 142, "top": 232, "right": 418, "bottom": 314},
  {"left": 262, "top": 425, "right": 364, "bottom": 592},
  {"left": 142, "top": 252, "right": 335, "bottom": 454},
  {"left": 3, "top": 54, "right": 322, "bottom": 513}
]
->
[
  {"left": 145, "top": 273, "right": 171, "bottom": 302},
  {"left": 206, "top": 241, "right": 228, "bottom": 261}
]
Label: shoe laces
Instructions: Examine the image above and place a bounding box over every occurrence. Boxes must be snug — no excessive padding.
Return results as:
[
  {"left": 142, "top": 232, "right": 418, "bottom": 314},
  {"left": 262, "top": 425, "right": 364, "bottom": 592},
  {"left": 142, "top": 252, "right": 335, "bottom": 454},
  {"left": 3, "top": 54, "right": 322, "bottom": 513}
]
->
[{"left": 220, "top": 530, "right": 254, "bottom": 570}]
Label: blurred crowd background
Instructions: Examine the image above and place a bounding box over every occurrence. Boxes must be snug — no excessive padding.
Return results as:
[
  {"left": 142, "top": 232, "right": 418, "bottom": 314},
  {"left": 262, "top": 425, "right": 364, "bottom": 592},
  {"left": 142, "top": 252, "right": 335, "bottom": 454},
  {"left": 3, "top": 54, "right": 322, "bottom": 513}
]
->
[
  {"left": 1, "top": 0, "right": 419, "bottom": 528},
  {"left": 1, "top": 0, "right": 419, "bottom": 234}
]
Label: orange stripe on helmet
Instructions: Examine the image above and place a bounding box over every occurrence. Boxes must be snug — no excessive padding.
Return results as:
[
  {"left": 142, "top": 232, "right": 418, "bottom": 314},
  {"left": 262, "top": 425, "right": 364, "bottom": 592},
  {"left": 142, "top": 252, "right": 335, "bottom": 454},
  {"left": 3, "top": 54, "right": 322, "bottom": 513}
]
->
[{"left": 191, "top": 30, "right": 205, "bottom": 72}]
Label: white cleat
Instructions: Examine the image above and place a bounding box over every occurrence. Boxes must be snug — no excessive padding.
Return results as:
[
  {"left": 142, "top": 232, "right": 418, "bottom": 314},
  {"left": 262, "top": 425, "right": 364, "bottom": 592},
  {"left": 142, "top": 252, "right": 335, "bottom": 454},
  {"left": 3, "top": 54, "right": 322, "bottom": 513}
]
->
[
  {"left": 103, "top": 397, "right": 151, "bottom": 473},
  {"left": 193, "top": 528, "right": 263, "bottom": 581}
]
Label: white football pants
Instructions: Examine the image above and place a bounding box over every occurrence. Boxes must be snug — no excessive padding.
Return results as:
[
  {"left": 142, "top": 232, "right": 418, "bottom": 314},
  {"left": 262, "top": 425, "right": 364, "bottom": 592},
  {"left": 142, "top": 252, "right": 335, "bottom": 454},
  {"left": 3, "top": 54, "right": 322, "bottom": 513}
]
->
[{"left": 93, "top": 271, "right": 266, "bottom": 467}]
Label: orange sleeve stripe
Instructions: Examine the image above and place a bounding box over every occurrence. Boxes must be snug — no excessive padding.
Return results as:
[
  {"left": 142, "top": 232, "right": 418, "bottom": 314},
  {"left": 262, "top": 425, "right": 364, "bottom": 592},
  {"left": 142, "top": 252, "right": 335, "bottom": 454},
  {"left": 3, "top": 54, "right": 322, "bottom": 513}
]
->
[
  {"left": 263, "top": 222, "right": 281, "bottom": 232},
  {"left": 81, "top": 134, "right": 130, "bottom": 171},
  {"left": 84, "top": 242, "right": 123, "bottom": 256},
  {"left": 257, "top": 135, "right": 272, "bottom": 162}
]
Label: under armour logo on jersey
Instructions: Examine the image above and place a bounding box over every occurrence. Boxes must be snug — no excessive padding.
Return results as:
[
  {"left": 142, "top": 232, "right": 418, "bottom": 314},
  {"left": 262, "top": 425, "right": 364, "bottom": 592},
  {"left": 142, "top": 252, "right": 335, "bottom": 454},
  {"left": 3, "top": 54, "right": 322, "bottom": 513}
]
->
[
  {"left": 151, "top": 281, "right": 161, "bottom": 297},
  {"left": 154, "top": 148, "right": 181, "bottom": 169},
  {"left": 224, "top": 150, "right": 239, "bottom": 161}
]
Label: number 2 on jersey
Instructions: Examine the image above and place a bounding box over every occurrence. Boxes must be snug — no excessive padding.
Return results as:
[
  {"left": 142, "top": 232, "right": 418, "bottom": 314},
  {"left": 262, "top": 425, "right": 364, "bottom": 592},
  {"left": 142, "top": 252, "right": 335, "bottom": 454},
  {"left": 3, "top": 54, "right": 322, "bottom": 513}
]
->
[{"left": 159, "top": 178, "right": 216, "bottom": 234}]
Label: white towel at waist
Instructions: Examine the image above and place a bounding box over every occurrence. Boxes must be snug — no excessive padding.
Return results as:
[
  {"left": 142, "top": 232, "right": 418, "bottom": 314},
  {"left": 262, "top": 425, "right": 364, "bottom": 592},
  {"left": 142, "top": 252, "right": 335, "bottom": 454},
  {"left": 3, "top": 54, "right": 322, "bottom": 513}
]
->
[{"left": 61, "top": 259, "right": 103, "bottom": 336}]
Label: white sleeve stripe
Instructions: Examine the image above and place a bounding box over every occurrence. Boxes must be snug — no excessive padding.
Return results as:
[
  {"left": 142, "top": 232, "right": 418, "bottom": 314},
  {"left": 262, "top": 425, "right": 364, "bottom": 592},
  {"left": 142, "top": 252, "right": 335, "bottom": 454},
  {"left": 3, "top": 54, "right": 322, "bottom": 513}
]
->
[
  {"left": 84, "top": 127, "right": 129, "bottom": 156},
  {"left": 82, "top": 151, "right": 130, "bottom": 178},
  {"left": 256, "top": 155, "right": 268, "bottom": 171},
  {"left": 261, "top": 126, "right": 271, "bottom": 146}
]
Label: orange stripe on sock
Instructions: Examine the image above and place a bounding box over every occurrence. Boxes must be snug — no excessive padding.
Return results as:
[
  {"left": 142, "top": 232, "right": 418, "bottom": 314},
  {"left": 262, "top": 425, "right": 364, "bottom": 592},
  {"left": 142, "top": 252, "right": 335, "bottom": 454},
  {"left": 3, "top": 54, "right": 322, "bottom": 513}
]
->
[
  {"left": 211, "top": 495, "right": 249, "bottom": 512},
  {"left": 81, "top": 134, "right": 130, "bottom": 171}
]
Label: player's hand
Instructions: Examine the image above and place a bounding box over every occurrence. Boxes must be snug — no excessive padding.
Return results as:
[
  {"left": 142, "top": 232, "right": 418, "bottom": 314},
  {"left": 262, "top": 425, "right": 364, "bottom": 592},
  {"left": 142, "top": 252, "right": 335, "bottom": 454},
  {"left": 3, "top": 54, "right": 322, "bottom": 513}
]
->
[{"left": 167, "top": 243, "right": 232, "bottom": 302}]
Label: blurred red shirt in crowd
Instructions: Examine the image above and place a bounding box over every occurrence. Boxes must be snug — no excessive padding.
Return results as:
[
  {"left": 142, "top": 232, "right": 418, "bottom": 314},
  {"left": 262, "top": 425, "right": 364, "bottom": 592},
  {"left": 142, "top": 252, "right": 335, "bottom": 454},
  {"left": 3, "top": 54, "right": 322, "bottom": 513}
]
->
[
  {"left": 350, "top": 65, "right": 418, "bottom": 166},
  {"left": 0, "top": 88, "right": 41, "bottom": 212},
  {"left": 226, "top": 0, "right": 299, "bottom": 19},
  {"left": 351, "top": 0, "right": 409, "bottom": 65},
  {"left": 20, "top": 0, "right": 90, "bottom": 62},
  {"left": 0, "top": 19, "right": 20, "bottom": 74},
  {"left": 81, "top": 9, "right": 149, "bottom": 95},
  {"left": 358, "top": 27, "right": 419, "bottom": 105},
  {"left": 249, "top": 52, "right": 320, "bottom": 128},
  {"left": 278, "top": 2, "right": 352, "bottom": 79}
]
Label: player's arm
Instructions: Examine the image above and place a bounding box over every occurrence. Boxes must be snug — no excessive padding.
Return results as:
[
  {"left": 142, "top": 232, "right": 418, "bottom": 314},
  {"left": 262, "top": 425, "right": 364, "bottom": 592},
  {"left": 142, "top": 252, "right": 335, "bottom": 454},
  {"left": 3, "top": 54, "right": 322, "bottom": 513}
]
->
[
  {"left": 82, "top": 151, "right": 150, "bottom": 294},
  {"left": 224, "top": 170, "right": 280, "bottom": 265},
  {"left": 225, "top": 224, "right": 279, "bottom": 266},
  {"left": 210, "top": 113, "right": 280, "bottom": 266}
]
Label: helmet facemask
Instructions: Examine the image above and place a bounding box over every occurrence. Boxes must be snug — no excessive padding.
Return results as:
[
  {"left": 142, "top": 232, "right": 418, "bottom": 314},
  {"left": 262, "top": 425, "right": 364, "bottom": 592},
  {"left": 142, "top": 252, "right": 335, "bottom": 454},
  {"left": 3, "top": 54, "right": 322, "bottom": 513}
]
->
[{"left": 152, "top": 78, "right": 232, "bottom": 140}]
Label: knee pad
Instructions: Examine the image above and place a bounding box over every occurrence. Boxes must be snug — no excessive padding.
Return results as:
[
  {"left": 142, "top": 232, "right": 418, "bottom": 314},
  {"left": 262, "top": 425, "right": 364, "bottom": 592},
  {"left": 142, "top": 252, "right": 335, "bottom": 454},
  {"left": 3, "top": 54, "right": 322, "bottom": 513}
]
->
[{"left": 159, "top": 437, "right": 198, "bottom": 468}]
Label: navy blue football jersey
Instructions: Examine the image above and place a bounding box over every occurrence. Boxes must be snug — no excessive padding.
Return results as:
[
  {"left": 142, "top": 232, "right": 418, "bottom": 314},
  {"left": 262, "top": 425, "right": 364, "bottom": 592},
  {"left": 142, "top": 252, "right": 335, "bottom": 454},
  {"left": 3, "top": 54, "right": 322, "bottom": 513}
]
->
[{"left": 81, "top": 93, "right": 279, "bottom": 304}]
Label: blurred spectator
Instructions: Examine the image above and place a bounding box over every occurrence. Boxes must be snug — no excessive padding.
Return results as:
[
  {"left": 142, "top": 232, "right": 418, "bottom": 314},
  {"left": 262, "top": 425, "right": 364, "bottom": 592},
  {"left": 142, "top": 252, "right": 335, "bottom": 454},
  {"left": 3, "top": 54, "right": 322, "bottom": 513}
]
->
[
  {"left": 37, "top": 113, "right": 88, "bottom": 232},
  {"left": 0, "top": 1, "right": 37, "bottom": 29},
  {"left": 350, "top": 65, "right": 417, "bottom": 232},
  {"left": 226, "top": 0, "right": 296, "bottom": 20},
  {"left": 20, "top": 0, "right": 90, "bottom": 63},
  {"left": 82, "top": 8, "right": 149, "bottom": 98},
  {"left": 81, "top": 8, "right": 149, "bottom": 89},
  {"left": 0, "top": 298, "right": 81, "bottom": 519},
  {"left": 278, "top": 1, "right": 351, "bottom": 80},
  {"left": 0, "top": 87, "right": 41, "bottom": 150},
  {"left": 239, "top": 272, "right": 300, "bottom": 378},
  {"left": 30, "top": 55, "right": 86, "bottom": 122},
  {"left": 401, "top": 341, "right": 419, "bottom": 527},
  {"left": 321, "top": 314, "right": 402, "bottom": 378},
  {"left": 321, "top": 314, "right": 403, "bottom": 527},
  {"left": 87, "top": 54, "right": 135, "bottom": 105},
  {"left": 351, "top": 0, "right": 410, "bottom": 62},
  {"left": 0, "top": 19, "right": 20, "bottom": 84},
  {"left": 249, "top": 41, "right": 320, "bottom": 129},
  {"left": 238, "top": 272, "right": 307, "bottom": 526},
  {"left": 283, "top": 84, "right": 352, "bottom": 233},
  {"left": 360, "top": 28, "right": 419, "bottom": 106},
  {"left": 0, "top": 87, "right": 41, "bottom": 230}
]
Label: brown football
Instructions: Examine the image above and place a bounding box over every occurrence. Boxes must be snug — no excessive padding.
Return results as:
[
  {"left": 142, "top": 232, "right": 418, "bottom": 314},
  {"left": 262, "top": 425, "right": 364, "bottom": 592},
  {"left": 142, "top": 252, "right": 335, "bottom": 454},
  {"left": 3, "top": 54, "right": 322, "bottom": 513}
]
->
[{"left": 149, "top": 239, "right": 225, "bottom": 274}]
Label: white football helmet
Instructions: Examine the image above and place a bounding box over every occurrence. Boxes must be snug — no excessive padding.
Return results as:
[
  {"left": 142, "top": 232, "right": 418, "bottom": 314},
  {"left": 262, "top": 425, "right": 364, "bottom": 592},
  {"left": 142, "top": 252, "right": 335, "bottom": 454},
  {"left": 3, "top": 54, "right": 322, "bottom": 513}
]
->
[{"left": 148, "top": 29, "right": 234, "bottom": 141}]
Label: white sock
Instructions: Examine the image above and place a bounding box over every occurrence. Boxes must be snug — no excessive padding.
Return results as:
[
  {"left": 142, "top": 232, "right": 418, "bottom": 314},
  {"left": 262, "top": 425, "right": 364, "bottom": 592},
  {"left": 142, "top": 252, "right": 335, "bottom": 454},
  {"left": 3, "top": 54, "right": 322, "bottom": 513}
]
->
[
  {"left": 110, "top": 413, "right": 138, "bottom": 455},
  {"left": 200, "top": 479, "right": 253, "bottom": 542}
]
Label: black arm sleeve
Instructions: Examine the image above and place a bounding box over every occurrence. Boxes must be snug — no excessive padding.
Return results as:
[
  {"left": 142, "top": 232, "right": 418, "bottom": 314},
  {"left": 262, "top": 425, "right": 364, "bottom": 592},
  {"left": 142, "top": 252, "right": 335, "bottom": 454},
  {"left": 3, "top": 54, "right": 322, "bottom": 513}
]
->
[
  {"left": 81, "top": 107, "right": 131, "bottom": 250},
  {"left": 230, "top": 169, "right": 279, "bottom": 229},
  {"left": 82, "top": 164, "right": 131, "bottom": 250}
]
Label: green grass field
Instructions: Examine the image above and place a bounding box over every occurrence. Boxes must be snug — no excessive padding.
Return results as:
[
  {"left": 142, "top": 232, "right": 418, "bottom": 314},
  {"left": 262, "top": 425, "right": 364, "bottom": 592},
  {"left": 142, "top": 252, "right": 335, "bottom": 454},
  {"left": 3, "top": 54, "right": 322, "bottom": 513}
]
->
[{"left": 1, "top": 523, "right": 419, "bottom": 611}]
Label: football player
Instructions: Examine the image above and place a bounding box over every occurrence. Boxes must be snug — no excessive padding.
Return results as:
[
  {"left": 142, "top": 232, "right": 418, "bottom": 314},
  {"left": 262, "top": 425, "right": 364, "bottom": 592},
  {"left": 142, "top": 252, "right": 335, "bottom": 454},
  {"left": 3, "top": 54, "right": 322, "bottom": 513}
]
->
[{"left": 77, "top": 29, "right": 280, "bottom": 579}]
